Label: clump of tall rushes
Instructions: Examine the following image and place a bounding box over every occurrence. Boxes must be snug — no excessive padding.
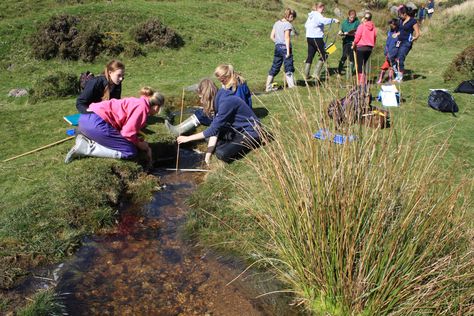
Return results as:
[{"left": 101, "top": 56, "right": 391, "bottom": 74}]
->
[{"left": 236, "top": 88, "right": 473, "bottom": 315}]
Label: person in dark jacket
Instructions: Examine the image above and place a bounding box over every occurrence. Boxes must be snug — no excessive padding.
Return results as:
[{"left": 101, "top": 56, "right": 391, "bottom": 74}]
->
[
  {"left": 377, "top": 19, "right": 399, "bottom": 83},
  {"left": 76, "top": 59, "right": 125, "bottom": 114},
  {"left": 177, "top": 79, "right": 261, "bottom": 164},
  {"left": 165, "top": 64, "right": 253, "bottom": 136},
  {"left": 392, "top": 6, "right": 420, "bottom": 82}
]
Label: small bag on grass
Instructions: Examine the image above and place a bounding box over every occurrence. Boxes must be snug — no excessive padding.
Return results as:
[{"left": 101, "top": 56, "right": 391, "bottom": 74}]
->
[
  {"left": 361, "top": 106, "right": 390, "bottom": 129},
  {"left": 428, "top": 90, "right": 458, "bottom": 115}
]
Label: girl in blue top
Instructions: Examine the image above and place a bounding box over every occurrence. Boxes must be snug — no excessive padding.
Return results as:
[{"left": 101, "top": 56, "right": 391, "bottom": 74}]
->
[
  {"left": 165, "top": 64, "right": 253, "bottom": 136},
  {"left": 177, "top": 79, "right": 261, "bottom": 164},
  {"left": 392, "top": 6, "right": 420, "bottom": 82},
  {"left": 265, "top": 8, "right": 297, "bottom": 92}
]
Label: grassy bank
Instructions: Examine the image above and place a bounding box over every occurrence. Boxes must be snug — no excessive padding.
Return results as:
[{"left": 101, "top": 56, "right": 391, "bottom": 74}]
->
[
  {"left": 1, "top": 0, "right": 473, "bottom": 314},
  {"left": 186, "top": 2, "right": 474, "bottom": 315},
  {"left": 0, "top": 0, "right": 283, "bottom": 313}
]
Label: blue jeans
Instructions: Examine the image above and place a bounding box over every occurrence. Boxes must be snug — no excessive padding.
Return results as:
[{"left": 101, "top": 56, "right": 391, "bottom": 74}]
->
[
  {"left": 268, "top": 44, "right": 295, "bottom": 77},
  {"left": 394, "top": 41, "right": 412, "bottom": 72}
]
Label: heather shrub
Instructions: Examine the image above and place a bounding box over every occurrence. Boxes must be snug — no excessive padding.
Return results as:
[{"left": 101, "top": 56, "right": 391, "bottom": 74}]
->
[
  {"left": 102, "top": 32, "right": 125, "bottom": 57},
  {"left": 132, "top": 19, "right": 184, "bottom": 49},
  {"left": 30, "top": 15, "right": 106, "bottom": 62},
  {"left": 443, "top": 45, "right": 474, "bottom": 82},
  {"left": 30, "top": 15, "right": 80, "bottom": 60},
  {"left": 122, "top": 41, "right": 145, "bottom": 58}
]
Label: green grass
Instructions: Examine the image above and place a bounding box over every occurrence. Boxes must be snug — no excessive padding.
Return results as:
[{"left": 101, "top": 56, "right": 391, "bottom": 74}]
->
[{"left": 1, "top": 0, "right": 473, "bottom": 314}]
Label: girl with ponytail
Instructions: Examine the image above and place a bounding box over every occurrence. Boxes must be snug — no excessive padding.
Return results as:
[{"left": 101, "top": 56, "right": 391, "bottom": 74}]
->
[
  {"left": 76, "top": 59, "right": 125, "bottom": 114},
  {"left": 65, "top": 87, "right": 164, "bottom": 164}
]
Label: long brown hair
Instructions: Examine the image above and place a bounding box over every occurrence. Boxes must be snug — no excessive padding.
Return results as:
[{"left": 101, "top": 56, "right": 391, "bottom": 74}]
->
[
  {"left": 197, "top": 79, "right": 218, "bottom": 117},
  {"left": 214, "top": 64, "right": 245, "bottom": 92},
  {"left": 102, "top": 59, "right": 125, "bottom": 101}
]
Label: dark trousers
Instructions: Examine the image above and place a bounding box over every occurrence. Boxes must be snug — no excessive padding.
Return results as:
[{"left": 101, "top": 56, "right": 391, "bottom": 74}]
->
[
  {"left": 268, "top": 44, "right": 294, "bottom": 77},
  {"left": 214, "top": 130, "right": 260, "bottom": 163},
  {"left": 306, "top": 38, "right": 327, "bottom": 63},
  {"left": 356, "top": 46, "right": 373, "bottom": 74},
  {"left": 338, "top": 42, "right": 354, "bottom": 72}
]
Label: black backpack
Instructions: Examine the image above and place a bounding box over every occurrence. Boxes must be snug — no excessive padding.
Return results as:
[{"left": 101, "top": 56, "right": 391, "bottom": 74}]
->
[
  {"left": 454, "top": 80, "right": 474, "bottom": 94},
  {"left": 79, "top": 71, "right": 95, "bottom": 91},
  {"left": 428, "top": 90, "right": 458, "bottom": 115}
]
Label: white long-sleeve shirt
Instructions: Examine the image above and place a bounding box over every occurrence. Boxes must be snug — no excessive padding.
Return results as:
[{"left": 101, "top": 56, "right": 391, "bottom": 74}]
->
[{"left": 305, "top": 11, "right": 335, "bottom": 38}]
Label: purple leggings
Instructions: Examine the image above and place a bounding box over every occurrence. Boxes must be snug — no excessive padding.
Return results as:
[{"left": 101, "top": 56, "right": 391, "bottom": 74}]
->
[{"left": 78, "top": 113, "right": 137, "bottom": 159}]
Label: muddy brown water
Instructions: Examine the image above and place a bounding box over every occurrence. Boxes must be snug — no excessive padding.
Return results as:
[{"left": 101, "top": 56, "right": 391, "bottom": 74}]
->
[{"left": 51, "top": 150, "right": 300, "bottom": 315}]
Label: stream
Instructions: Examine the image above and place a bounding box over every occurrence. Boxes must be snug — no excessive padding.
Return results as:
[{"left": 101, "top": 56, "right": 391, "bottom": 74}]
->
[{"left": 51, "top": 150, "right": 299, "bottom": 315}]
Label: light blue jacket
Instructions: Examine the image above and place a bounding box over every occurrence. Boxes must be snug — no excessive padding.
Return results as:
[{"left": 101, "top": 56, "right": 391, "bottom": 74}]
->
[{"left": 305, "top": 11, "right": 335, "bottom": 38}]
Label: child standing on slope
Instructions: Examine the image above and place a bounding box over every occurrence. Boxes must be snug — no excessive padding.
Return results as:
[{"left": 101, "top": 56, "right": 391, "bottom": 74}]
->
[
  {"left": 265, "top": 8, "right": 297, "bottom": 92},
  {"left": 377, "top": 19, "right": 399, "bottom": 84}
]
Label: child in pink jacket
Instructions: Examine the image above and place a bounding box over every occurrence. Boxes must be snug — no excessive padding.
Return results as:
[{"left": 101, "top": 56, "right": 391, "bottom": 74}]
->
[
  {"left": 352, "top": 12, "right": 377, "bottom": 85},
  {"left": 65, "top": 87, "right": 164, "bottom": 164}
]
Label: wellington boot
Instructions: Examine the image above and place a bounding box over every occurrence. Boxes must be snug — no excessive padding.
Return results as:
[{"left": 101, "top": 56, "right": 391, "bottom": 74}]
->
[
  {"left": 303, "top": 63, "right": 312, "bottom": 80},
  {"left": 313, "top": 60, "right": 324, "bottom": 82},
  {"left": 337, "top": 59, "right": 345, "bottom": 74},
  {"left": 65, "top": 134, "right": 121, "bottom": 163},
  {"left": 165, "top": 114, "right": 200, "bottom": 136},
  {"left": 265, "top": 75, "right": 277, "bottom": 92},
  {"left": 357, "top": 73, "right": 366, "bottom": 85},
  {"left": 285, "top": 72, "right": 296, "bottom": 88}
]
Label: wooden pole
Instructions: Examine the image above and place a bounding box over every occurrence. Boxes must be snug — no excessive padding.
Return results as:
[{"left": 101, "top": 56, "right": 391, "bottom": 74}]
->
[
  {"left": 2, "top": 136, "right": 74, "bottom": 162},
  {"left": 175, "top": 88, "right": 185, "bottom": 173},
  {"left": 353, "top": 49, "right": 359, "bottom": 86}
]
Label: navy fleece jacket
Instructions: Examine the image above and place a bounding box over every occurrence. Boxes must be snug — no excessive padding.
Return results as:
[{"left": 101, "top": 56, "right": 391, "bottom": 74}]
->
[
  {"left": 202, "top": 89, "right": 260, "bottom": 139},
  {"left": 76, "top": 76, "right": 122, "bottom": 114}
]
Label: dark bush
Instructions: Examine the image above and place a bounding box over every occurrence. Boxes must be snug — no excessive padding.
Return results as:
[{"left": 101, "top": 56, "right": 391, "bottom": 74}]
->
[
  {"left": 72, "top": 25, "right": 105, "bottom": 62},
  {"left": 30, "top": 15, "right": 106, "bottom": 62},
  {"left": 123, "top": 41, "right": 145, "bottom": 58},
  {"left": 30, "top": 72, "right": 79, "bottom": 103},
  {"left": 132, "top": 19, "right": 184, "bottom": 49},
  {"left": 30, "top": 15, "right": 80, "bottom": 60},
  {"left": 443, "top": 45, "right": 474, "bottom": 82},
  {"left": 102, "top": 32, "right": 125, "bottom": 57}
]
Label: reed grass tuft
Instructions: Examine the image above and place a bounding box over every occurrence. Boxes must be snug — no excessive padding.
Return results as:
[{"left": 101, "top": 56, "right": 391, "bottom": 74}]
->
[{"left": 233, "top": 87, "right": 473, "bottom": 315}]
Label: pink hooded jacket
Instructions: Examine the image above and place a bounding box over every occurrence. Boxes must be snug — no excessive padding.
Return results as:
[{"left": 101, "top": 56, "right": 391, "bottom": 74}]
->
[
  {"left": 354, "top": 21, "right": 377, "bottom": 47},
  {"left": 89, "top": 96, "right": 150, "bottom": 145}
]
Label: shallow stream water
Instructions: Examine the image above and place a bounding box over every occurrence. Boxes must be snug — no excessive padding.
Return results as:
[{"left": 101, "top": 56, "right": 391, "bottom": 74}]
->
[{"left": 52, "top": 151, "right": 298, "bottom": 315}]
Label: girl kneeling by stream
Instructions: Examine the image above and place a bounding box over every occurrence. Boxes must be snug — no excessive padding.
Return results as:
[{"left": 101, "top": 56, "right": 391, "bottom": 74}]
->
[
  {"left": 177, "top": 79, "right": 261, "bottom": 164},
  {"left": 65, "top": 87, "right": 164, "bottom": 164}
]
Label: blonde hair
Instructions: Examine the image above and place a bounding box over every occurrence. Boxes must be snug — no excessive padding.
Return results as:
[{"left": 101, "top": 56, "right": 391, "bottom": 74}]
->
[
  {"left": 139, "top": 87, "right": 165, "bottom": 107},
  {"left": 197, "top": 79, "right": 218, "bottom": 118},
  {"left": 283, "top": 8, "right": 297, "bottom": 20},
  {"left": 214, "top": 64, "right": 245, "bottom": 92},
  {"left": 102, "top": 59, "right": 125, "bottom": 101}
]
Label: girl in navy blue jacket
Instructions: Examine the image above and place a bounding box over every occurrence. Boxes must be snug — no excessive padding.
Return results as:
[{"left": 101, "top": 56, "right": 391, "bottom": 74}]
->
[
  {"left": 177, "top": 79, "right": 261, "bottom": 164},
  {"left": 377, "top": 19, "right": 399, "bottom": 84},
  {"left": 76, "top": 60, "right": 125, "bottom": 114},
  {"left": 166, "top": 64, "right": 253, "bottom": 136}
]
